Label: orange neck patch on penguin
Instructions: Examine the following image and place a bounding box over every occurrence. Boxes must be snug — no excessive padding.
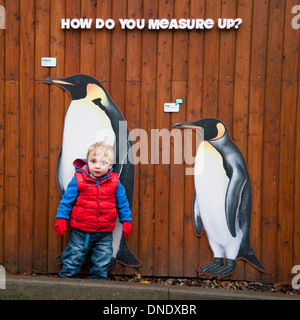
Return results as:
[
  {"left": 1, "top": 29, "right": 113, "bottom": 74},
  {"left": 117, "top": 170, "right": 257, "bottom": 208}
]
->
[{"left": 211, "top": 123, "right": 226, "bottom": 141}]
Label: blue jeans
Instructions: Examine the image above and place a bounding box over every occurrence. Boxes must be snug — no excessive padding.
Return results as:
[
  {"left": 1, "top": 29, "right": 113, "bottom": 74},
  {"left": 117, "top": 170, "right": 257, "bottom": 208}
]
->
[{"left": 59, "top": 228, "right": 113, "bottom": 280}]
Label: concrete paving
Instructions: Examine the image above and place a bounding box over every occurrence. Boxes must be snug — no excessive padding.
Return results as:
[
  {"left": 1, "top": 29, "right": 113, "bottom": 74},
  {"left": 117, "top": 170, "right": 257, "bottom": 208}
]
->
[{"left": 1, "top": 275, "right": 300, "bottom": 300}]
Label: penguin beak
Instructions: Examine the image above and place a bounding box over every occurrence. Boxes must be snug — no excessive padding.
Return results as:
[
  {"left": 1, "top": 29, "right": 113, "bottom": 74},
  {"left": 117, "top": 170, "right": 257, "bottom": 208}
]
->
[
  {"left": 44, "top": 78, "right": 75, "bottom": 86},
  {"left": 173, "top": 122, "right": 202, "bottom": 131}
]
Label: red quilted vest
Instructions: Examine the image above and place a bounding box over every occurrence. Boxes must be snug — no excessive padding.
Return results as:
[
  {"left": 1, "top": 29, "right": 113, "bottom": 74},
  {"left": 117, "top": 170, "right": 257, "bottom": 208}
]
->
[{"left": 69, "top": 170, "right": 119, "bottom": 232}]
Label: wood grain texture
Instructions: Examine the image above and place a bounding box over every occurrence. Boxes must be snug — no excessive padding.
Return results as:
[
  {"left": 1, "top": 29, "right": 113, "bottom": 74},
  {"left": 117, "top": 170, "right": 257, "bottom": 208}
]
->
[{"left": 0, "top": 0, "right": 299, "bottom": 283}]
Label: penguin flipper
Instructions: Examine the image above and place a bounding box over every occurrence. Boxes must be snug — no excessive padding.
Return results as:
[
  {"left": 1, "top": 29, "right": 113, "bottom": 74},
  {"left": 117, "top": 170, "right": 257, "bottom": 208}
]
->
[
  {"left": 225, "top": 170, "right": 247, "bottom": 237},
  {"left": 114, "top": 139, "right": 134, "bottom": 208},
  {"left": 117, "top": 162, "right": 134, "bottom": 209},
  {"left": 56, "top": 148, "right": 65, "bottom": 196},
  {"left": 193, "top": 194, "right": 203, "bottom": 236}
]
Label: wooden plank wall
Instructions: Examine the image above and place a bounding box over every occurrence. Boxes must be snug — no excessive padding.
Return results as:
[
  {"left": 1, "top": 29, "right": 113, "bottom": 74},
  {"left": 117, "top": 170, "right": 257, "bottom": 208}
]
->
[{"left": 0, "top": 0, "right": 299, "bottom": 284}]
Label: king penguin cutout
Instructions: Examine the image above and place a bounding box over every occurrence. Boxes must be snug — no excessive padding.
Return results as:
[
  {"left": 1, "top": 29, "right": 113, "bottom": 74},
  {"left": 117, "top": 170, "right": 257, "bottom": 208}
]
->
[
  {"left": 174, "top": 118, "right": 266, "bottom": 278},
  {"left": 45, "top": 74, "right": 141, "bottom": 270}
]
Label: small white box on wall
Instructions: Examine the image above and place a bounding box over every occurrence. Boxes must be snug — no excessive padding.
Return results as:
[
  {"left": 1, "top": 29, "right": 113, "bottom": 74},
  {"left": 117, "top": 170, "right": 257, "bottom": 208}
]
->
[{"left": 41, "top": 57, "right": 57, "bottom": 67}]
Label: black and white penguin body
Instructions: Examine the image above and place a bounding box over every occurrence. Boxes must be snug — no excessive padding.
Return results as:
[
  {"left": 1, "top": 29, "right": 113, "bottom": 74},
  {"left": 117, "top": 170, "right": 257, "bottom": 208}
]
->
[
  {"left": 174, "top": 118, "right": 265, "bottom": 278},
  {"left": 45, "top": 74, "right": 140, "bottom": 269}
]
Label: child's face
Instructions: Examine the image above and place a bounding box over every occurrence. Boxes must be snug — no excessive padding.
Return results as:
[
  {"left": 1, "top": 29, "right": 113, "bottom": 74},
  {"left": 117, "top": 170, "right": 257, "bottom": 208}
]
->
[{"left": 87, "top": 151, "right": 113, "bottom": 180}]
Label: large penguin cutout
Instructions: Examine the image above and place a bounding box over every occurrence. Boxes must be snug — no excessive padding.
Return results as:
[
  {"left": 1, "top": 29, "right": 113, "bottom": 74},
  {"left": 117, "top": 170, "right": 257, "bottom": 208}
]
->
[
  {"left": 44, "top": 74, "right": 141, "bottom": 269},
  {"left": 174, "top": 118, "right": 266, "bottom": 278}
]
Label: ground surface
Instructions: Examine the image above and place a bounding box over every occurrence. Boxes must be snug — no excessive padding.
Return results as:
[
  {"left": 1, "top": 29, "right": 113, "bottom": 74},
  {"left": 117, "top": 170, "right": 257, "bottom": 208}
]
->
[
  {"left": 108, "top": 272, "right": 300, "bottom": 296},
  {"left": 9, "top": 270, "right": 300, "bottom": 296}
]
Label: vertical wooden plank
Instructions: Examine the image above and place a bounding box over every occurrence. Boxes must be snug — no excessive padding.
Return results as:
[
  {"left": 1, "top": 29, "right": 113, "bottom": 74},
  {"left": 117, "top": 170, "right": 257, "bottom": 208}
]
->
[
  {"left": 34, "top": 0, "right": 50, "bottom": 273},
  {"left": 277, "top": 83, "right": 297, "bottom": 283},
  {"left": 232, "top": 0, "right": 252, "bottom": 280},
  {"left": 169, "top": 83, "right": 186, "bottom": 276},
  {"left": 168, "top": 0, "right": 189, "bottom": 277},
  {"left": 65, "top": 0, "right": 80, "bottom": 76},
  {"left": 34, "top": 82, "right": 50, "bottom": 273},
  {"left": 19, "top": 0, "right": 35, "bottom": 274},
  {"left": 95, "top": 0, "right": 112, "bottom": 82},
  {"left": 217, "top": 0, "right": 236, "bottom": 135},
  {"left": 294, "top": 60, "right": 300, "bottom": 274},
  {"left": 202, "top": 0, "right": 221, "bottom": 117},
  {"left": 3, "top": 0, "right": 20, "bottom": 274},
  {"left": 4, "top": 0, "right": 20, "bottom": 81},
  {"left": 110, "top": 0, "right": 127, "bottom": 113},
  {"left": 126, "top": 0, "right": 142, "bottom": 82},
  {"left": 197, "top": 0, "right": 221, "bottom": 272},
  {"left": 60, "top": 0, "right": 81, "bottom": 251},
  {"left": 138, "top": 0, "right": 158, "bottom": 276},
  {"left": 124, "top": 81, "right": 141, "bottom": 275},
  {"left": 294, "top": 0, "right": 300, "bottom": 273},
  {"left": 35, "top": 0, "right": 51, "bottom": 82},
  {"left": 261, "top": 0, "right": 284, "bottom": 283},
  {"left": 233, "top": 0, "right": 252, "bottom": 156},
  {"left": 105, "top": 0, "right": 127, "bottom": 275},
  {"left": 4, "top": 81, "right": 20, "bottom": 273},
  {"left": 184, "top": 0, "right": 205, "bottom": 278},
  {"left": 247, "top": 0, "right": 268, "bottom": 281},
  {"left": 218, "top": 0, "right": 240, "bottom": 280},
  {"left": 277, "top": 0, "right": 299, "bottom": 284},
  {"left": 48, "top": 0, "right": 65, "bottom": 273},
  {"left": 153, "top": 0, "right": 173, "bottom": 277},
  {"left": 0, "top": 0, "right": 5, "bottom": 265},
  {"left": 172, "top": 0, "right": 189, "bottom": 82},
  {"left": 80, "top": 0, "right": 96, "bottom": 76},
  {"left": 123, "top": 0, "right": 143, "bottom": 275}
]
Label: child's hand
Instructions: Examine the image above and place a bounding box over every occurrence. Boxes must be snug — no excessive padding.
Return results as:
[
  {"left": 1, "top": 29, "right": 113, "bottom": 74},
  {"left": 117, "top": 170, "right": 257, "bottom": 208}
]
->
[
  {"left": 122, "top": 221, "right": 132, "bottom": 238},
  {"left": 54, "top": 218, "right": 67, "bottom": 236}
]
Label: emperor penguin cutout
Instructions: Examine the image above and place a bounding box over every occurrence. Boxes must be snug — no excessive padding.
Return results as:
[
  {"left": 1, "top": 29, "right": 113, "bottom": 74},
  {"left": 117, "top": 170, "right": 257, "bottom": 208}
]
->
[
  {"left": 44, "top": 74, "right": 141, "bottom": 269},
  {"left": 174, "top": 118, "right": 266, "bottom": 279}
]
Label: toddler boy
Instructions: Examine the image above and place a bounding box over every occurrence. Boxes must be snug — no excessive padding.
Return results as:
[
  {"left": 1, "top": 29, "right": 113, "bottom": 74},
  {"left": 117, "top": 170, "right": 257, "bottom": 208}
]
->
[{"left": 54, "top": 141, "right": 132, "bottom": 280}]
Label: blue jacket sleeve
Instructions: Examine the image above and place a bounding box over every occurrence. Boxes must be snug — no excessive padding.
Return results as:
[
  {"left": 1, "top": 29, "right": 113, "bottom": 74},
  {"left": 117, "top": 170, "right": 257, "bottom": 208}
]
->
[
  {"left": 115, "top": 180, "right": 132, "bottom": 222},
  {"left": 56, "top": 176, "right": 79, "bottom": 220}
]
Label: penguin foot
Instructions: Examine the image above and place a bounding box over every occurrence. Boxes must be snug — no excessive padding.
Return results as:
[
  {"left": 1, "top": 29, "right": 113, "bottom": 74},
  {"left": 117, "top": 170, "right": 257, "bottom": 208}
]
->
[
  {"left": 197, "top": 257, "right": 224, "bottom": 277},
  {"left": 211, "top": 259, "right": 237, "bottom": 279},
  {"left": 198, "top": 259, "right": 237, "bottom": 279}
]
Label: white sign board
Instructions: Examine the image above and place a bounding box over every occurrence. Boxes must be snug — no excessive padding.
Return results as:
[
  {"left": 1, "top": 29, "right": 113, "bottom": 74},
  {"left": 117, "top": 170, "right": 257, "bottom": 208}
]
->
[
  {"left": 164, "top": 103, "right": 180, "bottom": 113},
  {"left": 41, "top": 57, "right": 57, "bottom": 67}
]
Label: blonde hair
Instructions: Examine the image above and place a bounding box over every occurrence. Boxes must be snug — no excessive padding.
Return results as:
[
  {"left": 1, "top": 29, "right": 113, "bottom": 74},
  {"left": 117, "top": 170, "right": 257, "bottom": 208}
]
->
[{"left": 87, "top": 141, "right": 114, "bottom": 164}]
